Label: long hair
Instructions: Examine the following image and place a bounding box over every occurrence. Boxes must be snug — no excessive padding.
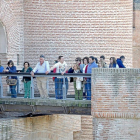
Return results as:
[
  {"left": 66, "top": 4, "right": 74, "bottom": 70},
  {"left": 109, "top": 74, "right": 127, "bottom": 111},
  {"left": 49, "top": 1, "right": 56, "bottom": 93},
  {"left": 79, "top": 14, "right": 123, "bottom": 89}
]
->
[{"left": 110, "top": 57, "right": 116, "bottom": 64}]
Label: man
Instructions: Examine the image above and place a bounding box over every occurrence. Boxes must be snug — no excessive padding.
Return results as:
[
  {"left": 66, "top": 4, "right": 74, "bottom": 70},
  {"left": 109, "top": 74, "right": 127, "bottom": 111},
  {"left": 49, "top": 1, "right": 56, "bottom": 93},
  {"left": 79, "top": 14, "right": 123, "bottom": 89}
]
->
[
  {"left": 116, "top": 56, "right": 126, "bottom": 68},
  {"left": 100, "top": 55, "right": 108, "bottom": 68},
  {"left": 50, "top": 56, "right": 68, "bottom": 99},
  {"left": 86, "top": 56, "right": 98, "bottom": 100},
  {"left": 31, "top": 55, "right": 50, "bottom": 99}
]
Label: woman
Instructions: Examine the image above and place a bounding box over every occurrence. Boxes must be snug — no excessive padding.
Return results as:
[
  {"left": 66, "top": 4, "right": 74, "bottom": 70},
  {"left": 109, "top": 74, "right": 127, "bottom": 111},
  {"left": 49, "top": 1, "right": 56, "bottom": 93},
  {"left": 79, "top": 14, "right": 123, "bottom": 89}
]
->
[
  {"left": 109, "top": 57, "right": 119, "bottom": 68},
  {"left": 21, "top": 62, "right": 32, "bottom": 98},
  {"left": 73, "top": 63, "right": 83, "bottom": 100},
  {"left": 82, "top": 57, "right": 89, "bottom": 99},
  {"left": 5, "top": 60, "right": 17, "bottom": 98}
]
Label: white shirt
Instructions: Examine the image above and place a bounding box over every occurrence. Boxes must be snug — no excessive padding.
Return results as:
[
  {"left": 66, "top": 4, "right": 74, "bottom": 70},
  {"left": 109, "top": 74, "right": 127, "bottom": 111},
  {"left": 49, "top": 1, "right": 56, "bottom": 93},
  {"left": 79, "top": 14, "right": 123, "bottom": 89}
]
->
[
  {"left": 53, "top": 61, "right": 67, "bottom": 73},
  {"left": 83, "top": 64, "right": 87, "bottom": 73},
  {"left": 33, "top": 61, "right": 50, "bottom": 73}
]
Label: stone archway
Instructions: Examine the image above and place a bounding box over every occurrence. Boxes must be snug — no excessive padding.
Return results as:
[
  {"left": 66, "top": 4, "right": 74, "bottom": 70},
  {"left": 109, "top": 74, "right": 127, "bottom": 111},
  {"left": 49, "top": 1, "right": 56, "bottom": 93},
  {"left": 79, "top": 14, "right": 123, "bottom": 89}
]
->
[{"left": 0, "top": 21, "right": 7, "bottom": 53}]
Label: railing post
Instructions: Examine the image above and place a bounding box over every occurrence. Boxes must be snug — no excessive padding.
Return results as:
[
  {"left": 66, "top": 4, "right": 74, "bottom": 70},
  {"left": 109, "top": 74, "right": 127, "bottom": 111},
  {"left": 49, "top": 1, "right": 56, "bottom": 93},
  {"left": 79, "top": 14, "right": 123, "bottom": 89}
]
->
[
  {"left": 0, "top": 76, "right": 3, "bottom": 98},
  {"left": 63, "top": 76, "right": 66, "bottom": 100},
  {"left": 47, "top": 77, "right": 49, "bottom": 95},
  {"left": 17, "top": 76, "right": 20, "bottom": 94},
  {"left": 30, "top": 76, "right": 34, "bottom": 99}
]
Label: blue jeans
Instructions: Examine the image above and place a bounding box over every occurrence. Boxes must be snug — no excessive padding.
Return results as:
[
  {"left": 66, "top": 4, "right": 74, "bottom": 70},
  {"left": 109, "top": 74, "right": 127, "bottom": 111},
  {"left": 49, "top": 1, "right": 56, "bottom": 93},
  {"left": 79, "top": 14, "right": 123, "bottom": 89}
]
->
[
  {"left": 55, "top": 78, "right": 68, "bottom": 99},
  {"left": 10, "top": 85, "right": 17, "bottom": 98},
  {"left": 86, "top": 78, "right": 91, "bottom": 100}
]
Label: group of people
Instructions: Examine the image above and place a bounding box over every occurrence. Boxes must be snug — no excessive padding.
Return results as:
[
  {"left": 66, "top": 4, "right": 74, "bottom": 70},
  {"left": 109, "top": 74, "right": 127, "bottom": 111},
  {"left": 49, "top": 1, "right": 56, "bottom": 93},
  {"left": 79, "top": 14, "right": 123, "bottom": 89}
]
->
[{"left": 0, "top": 55, "right": 126, "bottom": 100}]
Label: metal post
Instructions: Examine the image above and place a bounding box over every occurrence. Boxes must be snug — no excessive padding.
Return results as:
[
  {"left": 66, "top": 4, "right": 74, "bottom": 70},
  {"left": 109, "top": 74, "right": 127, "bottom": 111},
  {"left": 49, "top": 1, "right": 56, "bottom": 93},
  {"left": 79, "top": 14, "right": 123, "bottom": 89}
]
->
[
  {"left": 17, "top": 76, "right": 20, "bottom": 94},
  {"left": 47, "top": 78, "right": 49, "bottom": 95},
  {"left": 0, "top": 76, "right": 3, "bottom": 98},
  {"left": 30, "top": 76, "right": 34, "bottom": 99},
  {"left": 63, "top": 76, "right": 66, "bottom": 100}
]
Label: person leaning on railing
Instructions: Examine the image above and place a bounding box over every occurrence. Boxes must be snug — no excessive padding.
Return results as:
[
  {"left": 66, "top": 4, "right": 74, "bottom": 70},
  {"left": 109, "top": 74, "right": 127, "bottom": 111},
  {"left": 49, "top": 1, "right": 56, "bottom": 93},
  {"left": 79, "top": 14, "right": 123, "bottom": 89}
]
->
[
  {"left": 86, "top": 56, "right": 98, "bottom": 100},
  {"left": 4, "top": 60, "right": 17, "bottom": 98},
  {"left": 20, "top": 62, "right": 33, "bottom": 98},
  {"left": 31, "top": 55, "right": 50, "bottom": 99},
  {"left": 49, "top": 56, "right": 68, "bottom": 99},
  {"left": 73, "top": 63, "right": 83, "bottom": 100}
]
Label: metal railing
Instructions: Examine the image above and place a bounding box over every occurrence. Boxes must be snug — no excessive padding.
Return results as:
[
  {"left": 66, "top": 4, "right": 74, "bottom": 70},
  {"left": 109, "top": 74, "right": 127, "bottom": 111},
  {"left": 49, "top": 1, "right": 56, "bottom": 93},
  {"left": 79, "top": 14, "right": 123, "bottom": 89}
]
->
[{"left": 0, "top": 73, "right": 91, "bottom": 100}]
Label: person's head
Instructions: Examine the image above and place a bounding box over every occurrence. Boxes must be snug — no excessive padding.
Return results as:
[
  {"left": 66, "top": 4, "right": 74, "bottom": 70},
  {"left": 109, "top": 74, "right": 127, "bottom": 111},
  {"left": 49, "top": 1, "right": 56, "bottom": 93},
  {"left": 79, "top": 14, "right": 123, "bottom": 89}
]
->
[
  {"left": 100, "top": 55, "right": 105, "bottom": 62},
  {"left": 95, "top": 57, "right": 98, "bottom": 64},
  {"left": 24, "top": 62, "right": 30, "bottom": 68},
  {"left": 7, "top": 60, "right": 14, "bottom": 67},
  {"left": 73, "top": 63, "right": 80, "bottom": 71},
  {"left": 0, "top": 60, "right": 1, "bottom": 66},
  {"left": 83, "top": 57, "right": 89, "bottom": 65},
  {"left": 58, "top": 56, "right": 64, "bottom": 63},
  {"left": 89, "top": 56, "right": 95, "bottom": 64},
  {"left": 110, "top": 57, "right": 116, "bottom": 64},
  {"left": 75, "top": 57, "right": 81, "bottom": 65},
  {"left": 120, "top": 56, "right": 125, "bottom": 62},
  {"left": 40, "top": 55, "right": 45, "bottom": 64}
]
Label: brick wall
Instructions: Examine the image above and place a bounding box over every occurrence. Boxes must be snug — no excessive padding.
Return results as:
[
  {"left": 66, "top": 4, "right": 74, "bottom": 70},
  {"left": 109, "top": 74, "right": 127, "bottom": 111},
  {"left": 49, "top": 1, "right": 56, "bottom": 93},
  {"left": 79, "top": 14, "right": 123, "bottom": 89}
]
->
[
  {"left": 24, "top": 0, "right": 133, "bottom": 68},
  {"left": 0, "top": 0, "right": 25, "bottom": 94},
  {"left": 91, "top": 68, "right": 140, "bottom": 139},
  {"left": 133, "top": 0, "right": 140, "bottom": 68},
  {"left": 0, "top": 114, "right": 94, "bottom": 140}
]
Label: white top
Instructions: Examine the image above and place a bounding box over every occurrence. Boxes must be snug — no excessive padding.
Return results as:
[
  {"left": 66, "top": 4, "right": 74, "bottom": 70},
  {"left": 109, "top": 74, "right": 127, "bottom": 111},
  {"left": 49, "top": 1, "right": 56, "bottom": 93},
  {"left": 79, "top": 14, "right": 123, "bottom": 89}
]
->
[
  {"left": 33, "top": 61, "right": 50, "bottom": 73},
  {"left": 52, "top": 61, "right": 67, "bottom": 73},
  {"left": 83, "top": 64, "right": 87, "bottom": 73}
]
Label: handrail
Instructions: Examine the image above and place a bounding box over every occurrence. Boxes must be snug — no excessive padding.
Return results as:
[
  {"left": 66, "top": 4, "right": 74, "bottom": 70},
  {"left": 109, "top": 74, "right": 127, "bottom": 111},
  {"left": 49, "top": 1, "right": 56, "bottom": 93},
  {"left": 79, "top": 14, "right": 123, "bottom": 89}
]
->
[{"left": 0, "top": 73, "right": 91, "bottom": 78}]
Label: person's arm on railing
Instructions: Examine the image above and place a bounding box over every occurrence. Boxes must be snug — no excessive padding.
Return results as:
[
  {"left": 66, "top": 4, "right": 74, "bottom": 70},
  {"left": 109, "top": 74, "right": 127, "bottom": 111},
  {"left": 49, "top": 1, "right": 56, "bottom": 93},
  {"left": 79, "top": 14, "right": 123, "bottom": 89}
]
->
[{"left": 31, "top": 63, "right": 38, "bottom": 77}]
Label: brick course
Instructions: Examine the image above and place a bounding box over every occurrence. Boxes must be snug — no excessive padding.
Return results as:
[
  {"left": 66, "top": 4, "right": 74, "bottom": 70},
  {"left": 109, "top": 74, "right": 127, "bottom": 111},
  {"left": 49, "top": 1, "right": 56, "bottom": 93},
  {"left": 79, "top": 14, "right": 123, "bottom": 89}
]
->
[{"left": 91, "top": 68, "right": 140, "bottom": 139}]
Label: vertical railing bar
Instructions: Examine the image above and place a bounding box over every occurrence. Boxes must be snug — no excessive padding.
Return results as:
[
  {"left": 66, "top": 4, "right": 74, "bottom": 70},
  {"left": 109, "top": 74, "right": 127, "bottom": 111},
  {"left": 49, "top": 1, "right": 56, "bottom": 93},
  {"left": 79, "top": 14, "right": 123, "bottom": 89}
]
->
[
  {"left": 31, "top": 76, "right": 34, "bottom": 99},
  {"left": 0, "top": 76, "right": 3, "bottom": 98}
]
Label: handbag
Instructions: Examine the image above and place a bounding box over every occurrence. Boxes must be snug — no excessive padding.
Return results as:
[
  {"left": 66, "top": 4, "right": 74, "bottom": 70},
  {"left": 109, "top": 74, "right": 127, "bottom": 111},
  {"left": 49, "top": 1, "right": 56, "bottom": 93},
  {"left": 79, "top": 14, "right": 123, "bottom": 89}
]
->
[{"left": 6, "top": 77, "right": 17, "bottom": 85}]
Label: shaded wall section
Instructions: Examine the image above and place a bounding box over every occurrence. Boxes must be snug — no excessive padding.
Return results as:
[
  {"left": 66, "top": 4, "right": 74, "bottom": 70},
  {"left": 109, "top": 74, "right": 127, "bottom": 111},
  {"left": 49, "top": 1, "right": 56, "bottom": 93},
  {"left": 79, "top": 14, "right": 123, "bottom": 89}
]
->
[{"left": 91, "top": 68, "right": 140, "bottom": 139}]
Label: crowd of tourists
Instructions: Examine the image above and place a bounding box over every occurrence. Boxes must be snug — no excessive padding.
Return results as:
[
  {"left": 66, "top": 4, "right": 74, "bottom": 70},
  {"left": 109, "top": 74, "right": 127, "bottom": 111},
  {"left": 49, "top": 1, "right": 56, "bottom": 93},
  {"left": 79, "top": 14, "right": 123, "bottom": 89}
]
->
[{"left": 0, "top": 55, "right": 125, "bottom": 100}]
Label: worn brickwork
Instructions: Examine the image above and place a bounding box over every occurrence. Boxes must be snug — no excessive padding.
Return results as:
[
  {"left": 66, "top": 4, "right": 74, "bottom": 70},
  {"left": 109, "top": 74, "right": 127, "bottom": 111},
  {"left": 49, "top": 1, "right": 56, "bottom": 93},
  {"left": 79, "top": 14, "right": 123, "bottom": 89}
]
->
[
  {"left": 0, "top": 114, "right": 94, "bottom": 140},
  {"left": 91, "top": 68, "right": 140, "bottom": 139}
]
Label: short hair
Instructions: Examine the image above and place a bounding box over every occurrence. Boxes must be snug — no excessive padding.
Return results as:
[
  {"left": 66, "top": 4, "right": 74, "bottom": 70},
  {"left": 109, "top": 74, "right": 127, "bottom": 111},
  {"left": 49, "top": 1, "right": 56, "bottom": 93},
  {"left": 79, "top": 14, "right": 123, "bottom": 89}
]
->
[
  {"left": 7, "top": 60, "right": 14, "bottom": 66},
  {"left": 58, "top": 56, "right": 63, "bottom": 60},
  {"left": 89, "top": 56, "right": 95, "bottom": 60},
  {"left": 75, "top": 57, "right": 81, "bottom": 62},
  {"left": 120, "top": 56, "right": 125, "bottom": 60},
  {"left": 94, "top": 57, "right": 98, "bottom": 64},
  {"left": 83, "top": 57, "right": 89, "bottom": 64},
  {"left": 23, "top": 61, "right": 30, "bottom": 67},
  {"left": 110, "top": 57, "right": 116, "bottom": 64},
  {"left": 100, "top": 55, "right": 105, "bottom": 60},
  {"left": 40, "top": 55, "right": 45, "bottom": 59}
]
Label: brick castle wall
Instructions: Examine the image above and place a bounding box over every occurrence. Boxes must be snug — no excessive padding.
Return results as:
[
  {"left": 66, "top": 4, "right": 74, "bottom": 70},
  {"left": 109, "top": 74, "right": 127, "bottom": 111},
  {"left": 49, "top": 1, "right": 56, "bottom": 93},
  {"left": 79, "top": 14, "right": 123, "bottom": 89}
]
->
[
  {"left": 0, "top": 114, "right": 93, "bottom": 140},
  {"left": 24, "top": 0, "right": 133, "bottom": 68},
  {"left": 91, "top": 68, "right": 140, "bottom": 139}
]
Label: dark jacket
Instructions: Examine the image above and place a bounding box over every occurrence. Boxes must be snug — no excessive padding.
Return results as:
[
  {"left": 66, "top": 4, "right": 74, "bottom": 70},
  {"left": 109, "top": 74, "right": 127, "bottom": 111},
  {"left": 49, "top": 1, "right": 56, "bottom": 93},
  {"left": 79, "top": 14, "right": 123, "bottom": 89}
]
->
[
  {"left": 116, "top": 59, "right": 126, "bottom": 68},
  {"left": 21, "top": 67, "right": 33, "bottom": 82},
  {"left": 6, "top": 66, "right": 17, "bottom": 79},
  {"left": 68, "top": 68, "right": 82, "bottom": 82},
  {"left": 68, "top": 68, "right": 74, "bottom": 82}
]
